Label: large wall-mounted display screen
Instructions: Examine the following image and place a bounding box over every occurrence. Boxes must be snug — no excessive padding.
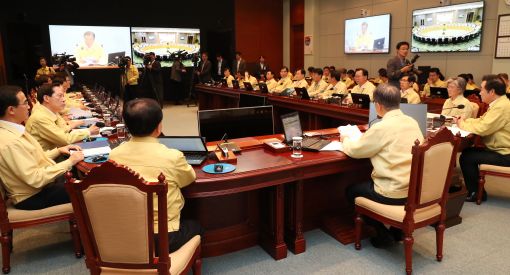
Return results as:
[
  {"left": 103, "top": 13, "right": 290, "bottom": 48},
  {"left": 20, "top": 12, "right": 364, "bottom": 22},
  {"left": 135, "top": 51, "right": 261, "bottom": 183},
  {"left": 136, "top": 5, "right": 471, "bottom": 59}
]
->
[
  {"left": 411, "top": 1, "right": 484, "bottom": 52},
  {"left": 344, "top": 14, "right": 391, "bottom": 54}
]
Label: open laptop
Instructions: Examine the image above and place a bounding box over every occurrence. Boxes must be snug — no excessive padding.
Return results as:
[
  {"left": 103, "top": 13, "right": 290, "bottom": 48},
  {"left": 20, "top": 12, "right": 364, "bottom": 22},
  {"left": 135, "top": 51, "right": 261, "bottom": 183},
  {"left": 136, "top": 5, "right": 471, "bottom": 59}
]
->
[
  {"left": 220, "top": 78, "right": 227, "bottom": 87},
  {"left": 243, "top": 82, "right": 254, "bottom": 91},
  {"left": 294, "top": 87, "right": 310, "bottom": 100},
  {"left": 158, "top": 136, "right": 208, "bottom": 166},
  {"left": 351, "top": 93, "right": 371, "bottom": 109},
  {"left": 430, "top": 87, "right": 449, "bottom": 99},
  {"left": 369, "top": 103, "right": 427, "bottom": 136},
  {"left": 281, "top": 112, "right": 331, "bottom": 151},
  {"left": 259, "top": 82, "right": 269, "bottom": 93},
  {"left": 232, "top": 80, "right": 240, "bottom": 89},
  {"left": 107, "top": 51, "right": 125, "bottom": 65},
  {"left": 373, "top": 37, "right": 385, "bottom": 50}
]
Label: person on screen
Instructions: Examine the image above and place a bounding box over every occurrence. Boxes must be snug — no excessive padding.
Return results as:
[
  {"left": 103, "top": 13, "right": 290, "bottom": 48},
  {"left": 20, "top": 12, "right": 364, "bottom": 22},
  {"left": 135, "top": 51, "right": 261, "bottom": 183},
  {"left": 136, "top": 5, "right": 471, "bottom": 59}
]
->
[
  {"left": 74, "top": 31, "right": 106, "bottom": 66},
  {"left": 354, "top": 22, "right": 374, "bottom": 52},
  {"left": 399, "top": 74, "right": 421, "bottom": 104},
  {"left": 35, "top": 57, "right": 55, "bottom": 80},
  {"left": 387, "top": 41, "right": 415, "bottom": 88},
  {"left": 422, "top": 68, "right": 447, "bottom": 97}
]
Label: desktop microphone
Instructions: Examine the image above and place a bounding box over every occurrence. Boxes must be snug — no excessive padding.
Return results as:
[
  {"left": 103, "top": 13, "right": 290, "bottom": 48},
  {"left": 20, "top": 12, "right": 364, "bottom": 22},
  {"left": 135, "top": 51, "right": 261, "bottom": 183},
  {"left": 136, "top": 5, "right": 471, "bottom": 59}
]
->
[
  {"left": 442, "top": 104, "right": 465, "bottom": 111},
  {"left": 95, "top": 122, "right": 105, "bottom": 128}
]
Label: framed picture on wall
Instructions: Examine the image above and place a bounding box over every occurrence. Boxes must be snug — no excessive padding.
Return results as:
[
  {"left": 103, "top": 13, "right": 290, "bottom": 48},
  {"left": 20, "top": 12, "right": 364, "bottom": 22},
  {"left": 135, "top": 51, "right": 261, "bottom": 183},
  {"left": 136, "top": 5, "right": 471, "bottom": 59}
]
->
[
  {"left": 495, "top": 14, "right": 510, "bottom": 59},
  {"left": 304, "top": 35, "right": 313, "bottom": 55}
]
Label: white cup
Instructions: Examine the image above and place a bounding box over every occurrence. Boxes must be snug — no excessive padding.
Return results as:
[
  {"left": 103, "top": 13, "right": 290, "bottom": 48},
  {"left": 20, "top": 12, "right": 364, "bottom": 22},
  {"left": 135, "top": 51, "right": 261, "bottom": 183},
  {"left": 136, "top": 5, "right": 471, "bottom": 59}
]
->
[
  {"left": 291, "top": 136, "right": 303, "bottom": 158},
  {"left": 116, "top": 123, "right": 126, "bottom": 139}
]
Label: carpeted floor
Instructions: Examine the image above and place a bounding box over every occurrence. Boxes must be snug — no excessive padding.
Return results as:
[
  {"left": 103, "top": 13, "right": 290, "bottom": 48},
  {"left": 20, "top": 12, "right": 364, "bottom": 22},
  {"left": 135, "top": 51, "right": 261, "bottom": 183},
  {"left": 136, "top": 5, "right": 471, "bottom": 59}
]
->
[{"left": 7, "top": 103, "right": 509, "bottom": 274}]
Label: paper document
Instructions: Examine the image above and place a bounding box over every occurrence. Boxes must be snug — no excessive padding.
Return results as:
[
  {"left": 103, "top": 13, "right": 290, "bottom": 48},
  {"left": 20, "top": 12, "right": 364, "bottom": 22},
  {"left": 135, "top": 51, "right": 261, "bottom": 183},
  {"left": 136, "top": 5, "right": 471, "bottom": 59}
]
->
[
  {"left": 320, "top": 141, "right": 343, "bottom": 151},
  {"left": 427, "top": 112, "right": 452, "bottom": 119},
  {"left": 447, "top": 126, "right": 471, "bottom": 138},
  {"left": 69, "top": 108, "right": 92, "bottom": 119},
  {"left": 82, "top": 146, "right": 111, "bottom": 157},
  {"left": 338, "top": 124, "right": 362, "bottom": 141}
]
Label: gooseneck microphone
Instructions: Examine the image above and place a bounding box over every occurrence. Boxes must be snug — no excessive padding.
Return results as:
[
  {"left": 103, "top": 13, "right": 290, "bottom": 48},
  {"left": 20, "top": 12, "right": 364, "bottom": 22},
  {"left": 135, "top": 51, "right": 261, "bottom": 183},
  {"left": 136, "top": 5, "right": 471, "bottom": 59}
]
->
[{"left": 442, "top": 104, "right": 465, "bottom": 111}]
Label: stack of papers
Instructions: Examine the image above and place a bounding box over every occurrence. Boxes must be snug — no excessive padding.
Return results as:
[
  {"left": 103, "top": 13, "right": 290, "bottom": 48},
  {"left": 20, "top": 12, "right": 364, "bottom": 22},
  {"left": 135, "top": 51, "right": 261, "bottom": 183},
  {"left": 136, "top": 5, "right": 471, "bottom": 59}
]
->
[
  {"left": 338, "top": 124, "right": 362, "bottom": 141},
  {"left": 320, "top": 141, "right": 343, "bottom": 151},
  {"left": 69, "top": 108, "right": 93, "bottom": 119},
  {"left": 447, "top": 126, "right": 472, "bottom": 138}
]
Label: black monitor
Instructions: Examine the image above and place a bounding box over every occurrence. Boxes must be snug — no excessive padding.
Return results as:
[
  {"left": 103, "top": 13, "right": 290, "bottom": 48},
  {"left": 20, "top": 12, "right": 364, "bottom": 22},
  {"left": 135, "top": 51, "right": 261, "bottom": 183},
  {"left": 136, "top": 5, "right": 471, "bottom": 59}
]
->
[
  {"left": 239, "top": 93, "right": 267, "bottom": 107},
  {"left": 198, "top": 106, "right": 274, "bottom": 142},
  {"left": 108, "top": 51, "right": 125, "bottom": 65},
  {"left": 430, "top": 87, "right": 449, "bottom": 99}
]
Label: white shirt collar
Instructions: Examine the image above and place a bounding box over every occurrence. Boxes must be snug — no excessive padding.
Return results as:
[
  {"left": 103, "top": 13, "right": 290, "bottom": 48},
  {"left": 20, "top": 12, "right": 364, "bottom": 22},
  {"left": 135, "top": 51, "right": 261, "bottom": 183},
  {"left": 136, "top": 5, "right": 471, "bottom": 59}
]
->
[{"left": 0, "top": 120, "right": 25, "bottom": 134}]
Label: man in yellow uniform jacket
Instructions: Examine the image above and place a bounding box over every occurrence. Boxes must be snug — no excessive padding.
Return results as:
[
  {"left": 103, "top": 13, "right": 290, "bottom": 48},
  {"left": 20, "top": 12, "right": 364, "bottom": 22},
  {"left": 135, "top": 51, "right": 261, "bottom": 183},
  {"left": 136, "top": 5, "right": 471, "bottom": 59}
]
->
[
  {"left": 0, "top": 85, "right": 84, "bottom": 210},
  {"left": 75, "top": 31, "right": 106, "bottom": 66},
  {"left": 109, "top": 98, "right": 202, "bottom": 252},
  {"left": 342, "top": 84, "right": 423, "bottom": 248},
  {"left": 25, "top": 83, "right": 99, "bottom": 151},
  {"left": 456, "top": 75, "right": 510, "bottom": 202}
]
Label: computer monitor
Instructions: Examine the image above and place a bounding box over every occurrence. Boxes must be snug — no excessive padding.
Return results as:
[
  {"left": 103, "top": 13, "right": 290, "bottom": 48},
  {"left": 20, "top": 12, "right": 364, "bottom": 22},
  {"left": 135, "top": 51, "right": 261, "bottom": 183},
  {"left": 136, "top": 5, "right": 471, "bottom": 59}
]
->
[
  {"left": 280, "top": 111, "right": 303, "bottom": 144},
  {"left": 239, "top": 93, "right": 267, "bottom": 107},
  {"left": 368, "top": 103, "right": 427, "bottom": 136},
  {"left": 107, "top": 51, "right": 125, "bottom": 65},
  {"left": 430, "top": 87, "right": 449, "bottom": 99},
  {"left": 294, "top": 87, "right": 310, "bottom": 100},
  {"left": 351, "top": 93, "right": 371, "bottom": 109},
  {"left": 373, "top": 37, "right": 385, "bottom": 50},
  {"left": 198, "top": 106, "right": 274, "bottom": 142}
]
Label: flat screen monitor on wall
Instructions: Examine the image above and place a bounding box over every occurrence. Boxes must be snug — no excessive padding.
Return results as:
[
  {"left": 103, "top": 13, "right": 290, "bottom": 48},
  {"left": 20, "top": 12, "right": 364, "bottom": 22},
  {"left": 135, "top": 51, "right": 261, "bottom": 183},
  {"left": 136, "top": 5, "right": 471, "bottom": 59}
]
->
[
  {"left": 411, "top": 1, "right": 484, "bottom": 53},
  {"left": 49, "top": 25, "right": 131, "bottom": 67},
  {"left": 131, "top": 27, "right": 201, "bottom": 67},
  {"left": 344, "top": 14, "right": 391, "bottom": 54}
]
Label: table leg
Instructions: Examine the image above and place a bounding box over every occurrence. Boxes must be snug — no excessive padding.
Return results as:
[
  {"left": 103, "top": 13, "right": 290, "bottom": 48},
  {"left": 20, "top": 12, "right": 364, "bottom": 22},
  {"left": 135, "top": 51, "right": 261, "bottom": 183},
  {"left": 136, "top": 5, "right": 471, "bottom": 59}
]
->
[
  {"left": 260, "top": 185, "right": 287, "bottom": 260},
  {"left": 285, "top": 180, "right": 306, "bottom": 254}
]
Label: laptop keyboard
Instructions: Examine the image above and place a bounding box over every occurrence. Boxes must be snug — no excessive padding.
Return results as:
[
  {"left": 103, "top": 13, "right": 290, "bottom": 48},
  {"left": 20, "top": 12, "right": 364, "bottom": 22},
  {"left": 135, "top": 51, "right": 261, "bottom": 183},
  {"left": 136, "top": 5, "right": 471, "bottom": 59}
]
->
[
  {"left": 185, "top": 154, "right": 207, "bottom": 165},
  {"left": 301, "top": 137, "right": 331, "bottom": 151}
]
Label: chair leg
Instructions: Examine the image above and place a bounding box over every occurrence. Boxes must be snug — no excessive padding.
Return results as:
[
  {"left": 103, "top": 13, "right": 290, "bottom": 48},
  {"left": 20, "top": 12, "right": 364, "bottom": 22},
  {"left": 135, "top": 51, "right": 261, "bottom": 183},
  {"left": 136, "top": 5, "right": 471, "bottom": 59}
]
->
[
  {"left": 7, "top": 231, "right": 12, "bottom": 254},
  {"left": 68, "top": 218, "right": 83, "bottom": 258},
  {"left": 404, "top": 232, "right": 414, "bottom": 275},
  {"left": 192, "top": 257, "right": 202, "bottom": 275},
  {"left": 0, "top": 232, "right": 11, "bottom": 274},
  {"left": 435, "top": 223, "right": 445, "bottom": 262},
  {"left": 477, "top": 172, "right": 486, "bottom": 205},
  {"left": 354, "top": 212, "right": 363, "bottom": 250}
]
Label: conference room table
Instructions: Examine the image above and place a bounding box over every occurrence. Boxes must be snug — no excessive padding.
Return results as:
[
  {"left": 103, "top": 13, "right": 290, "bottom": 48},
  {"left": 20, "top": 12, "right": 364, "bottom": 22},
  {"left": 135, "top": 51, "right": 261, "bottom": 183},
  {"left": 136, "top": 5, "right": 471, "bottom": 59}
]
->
[{"left": 76, "top": 126, "right": 467, "bottom": 261}]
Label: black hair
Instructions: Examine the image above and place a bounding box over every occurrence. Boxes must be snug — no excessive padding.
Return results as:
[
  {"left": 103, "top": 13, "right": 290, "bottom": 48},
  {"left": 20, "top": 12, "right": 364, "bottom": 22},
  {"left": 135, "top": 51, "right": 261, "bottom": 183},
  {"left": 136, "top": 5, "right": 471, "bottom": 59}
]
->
[
  {"left": 323, "top": 66, "right": 330, "bottom": 71},
  {"left": 0, "top": 85, "right": 23, "bottom": 117},
  {"left": 235, "top": 51, "right": 242, "bottom": 56},
  {"left": 313, "top": 68, "right": 323, "bottom": 76},
  {"left": 223, "top": 67, "right": 231, "bottom": 73},
  {"left": 123, "top": 98, "right": 163, "bottom": 137},
  {"left": 482, "top": 74, "right": 507, "bottom": 96},
  {"left": 400, "top": 73, "right": 416, "bottom": 83},
  {"left": 396, "top": 41, "right": 409, "bottom": 50},
  {"left": 295, "top": 68, "right": 306, "bottom": 75},
  {"left": 457, "top": 73, "right": 469, "bottom": 82},
  {"left": 281, "top": 66, "right": 289, "bottom": 73},
  {"left": 347, "top": 69, "right": 355, "bottom": 76},
  {"left": 378, "top": 68, "right": 388, "bottom": 78},
  {"left": 329, "top": 65, "right": 336, "bottom": 71},
  {"left": 373, "top": 84, "right": 400, "bottom": 110},
  {"left": 307, "top": 66, "right": 315, "bottom": 73},
  {"left": 355, "top": 68, "right": 368, "bottom": 77},
  {"left": 428, "top": 67, "right": 440, "bottom": 75},
  {"left": 331, "top": 70, "right": 341, "bottom": 81},
  {"left": 37, "top": 83, "right": 60, "bottom": 104},
  {"left": 338, "top": 68, "right": 347, "bottom": 74},
  {"left": 467, "top": 73, "right": 474, "bottom": 81}
]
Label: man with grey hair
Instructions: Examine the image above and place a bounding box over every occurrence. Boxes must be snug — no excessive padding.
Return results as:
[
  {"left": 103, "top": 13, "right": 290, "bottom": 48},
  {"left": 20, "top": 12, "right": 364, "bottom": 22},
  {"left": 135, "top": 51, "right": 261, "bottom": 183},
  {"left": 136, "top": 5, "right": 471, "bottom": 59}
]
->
[{"left": 342, "top": 84, "right": 424, "bottom": 248}]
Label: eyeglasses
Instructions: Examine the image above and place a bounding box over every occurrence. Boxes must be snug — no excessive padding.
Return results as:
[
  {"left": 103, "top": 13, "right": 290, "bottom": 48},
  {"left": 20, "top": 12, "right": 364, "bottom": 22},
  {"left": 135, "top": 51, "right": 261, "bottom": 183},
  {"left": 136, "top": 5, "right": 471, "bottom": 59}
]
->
[
  {"left": 51, "top": 93, "right": 65, "bottom": 99},
  {"left": 17, "top": 101, "right": 29, "bottom": 106}
]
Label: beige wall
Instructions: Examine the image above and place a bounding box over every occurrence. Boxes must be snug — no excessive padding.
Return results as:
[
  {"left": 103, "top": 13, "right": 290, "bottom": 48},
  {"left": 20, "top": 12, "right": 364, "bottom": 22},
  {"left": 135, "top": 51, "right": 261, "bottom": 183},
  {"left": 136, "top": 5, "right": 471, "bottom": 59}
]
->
[
  {"left": 304, "top": 0, "right": 504, "bottom": 84},
  {"left": 283, "top": 0, "right": 291, "bottom": 68}
]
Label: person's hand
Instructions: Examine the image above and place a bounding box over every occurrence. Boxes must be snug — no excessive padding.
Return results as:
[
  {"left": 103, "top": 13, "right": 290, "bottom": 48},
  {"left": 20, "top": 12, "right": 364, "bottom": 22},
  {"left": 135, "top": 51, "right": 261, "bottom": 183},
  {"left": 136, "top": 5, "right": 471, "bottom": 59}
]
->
[
  {"left": 68, "top": 120, "right": 85, "bottom": 129},
  {"left": 79, "top": 104, "right": 88, "bottom": 110},
  {"left": 58, "top": 144, "right": 82, "bottom": 155},
  {"left": 340, "top": 135, "right": 345, "bottom": 142},
  {"left": 400, "top": 64, "right": 413, "bottom": 73},
  {"left": 69, "top": 151, "right": 85, "bottom": 165},
  {"left": 453, "top": 116, "right": 463, "bottom": 126},
  {"left": 88, "top": 125, "right": 100, "bottom": 135},
  {"left": 146, "top": 64, "right": 152, "bottom": 69},
  {"left": 427, "top": 77, "right": 434, "bottom": 85}
]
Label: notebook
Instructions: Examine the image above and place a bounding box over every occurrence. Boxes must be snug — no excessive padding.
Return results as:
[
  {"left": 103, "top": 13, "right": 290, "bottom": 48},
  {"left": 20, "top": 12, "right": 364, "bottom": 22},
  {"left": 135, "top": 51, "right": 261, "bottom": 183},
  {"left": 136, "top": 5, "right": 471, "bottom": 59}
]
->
[
  {"left": 158, "top": 136, "right": 208, "bottom": 166},
  {"left": 280, "top": 112, "right": 331, "bottom": 151}
]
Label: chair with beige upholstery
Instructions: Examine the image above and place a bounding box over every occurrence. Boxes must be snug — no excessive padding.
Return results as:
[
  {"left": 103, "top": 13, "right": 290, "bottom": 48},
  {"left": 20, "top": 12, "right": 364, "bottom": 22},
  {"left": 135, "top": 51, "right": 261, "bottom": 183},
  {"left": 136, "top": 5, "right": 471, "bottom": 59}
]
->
[
  {"left": 65, "top": 160, "right": 201, "bottom": 275},
  {"left": 477, "top": 165, "right": 510, "bottom": 205},
  {"left": 468, "top": 101, "right": 479, "bottom": 119},
  {"left": 354, "top": 127, "right": 459, "bottom": 275},
  {"left": 0, "top": 180, "right": 82, "bottom": 274}
]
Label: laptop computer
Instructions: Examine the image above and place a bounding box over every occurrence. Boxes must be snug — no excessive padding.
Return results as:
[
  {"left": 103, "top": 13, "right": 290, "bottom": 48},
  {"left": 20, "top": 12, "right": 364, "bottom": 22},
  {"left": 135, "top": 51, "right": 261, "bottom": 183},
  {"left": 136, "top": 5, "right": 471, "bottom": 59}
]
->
[
  {"left": 351, "top": 93, "right": 371, "bottom": 109},
  {"left": 369, "top": 103, "right": 427, "bottom": 136},
  {"left": 259, "top": 82, "right": 269, "bottom": 93},
  {"left": 107, "top": 51, "right": 125, "bottom": 65},
  {"left": 280, "top": 112, "right": 331, "bottom": 151},
  {"left": 243, "top": 82, "right": 254, "bottom": 91},
  {"left": 430, "top": 87, "right": 449, "bottom": 99},
  {"left": 373, "top": 37, "right": 385, "bottom": 50},
  {"left": 158, "top": 136, "right": 208, "bottom": 166},
  {"left": 232, "top": 80, "right": 240, "bottom": 89},
  {"left": 220, "top": 78, "right": 227, "bottom": 87},
  {"left": 294, "top": 87, "right": 310, "bottom": 100},
  {"left": 400, "top": 98, "right": 408, "bottom": 103}
]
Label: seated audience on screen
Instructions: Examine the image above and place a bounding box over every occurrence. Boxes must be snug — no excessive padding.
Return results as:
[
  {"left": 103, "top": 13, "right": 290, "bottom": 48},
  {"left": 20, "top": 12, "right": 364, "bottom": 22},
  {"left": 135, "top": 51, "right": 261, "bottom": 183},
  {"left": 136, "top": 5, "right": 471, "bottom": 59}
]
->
[
  {"left": 0, "top": 85, "right": 84, "bottom": 210},
  {"left": 441, "top": 77, "right": 473, "bottom": 119},
  {"left": 109, "top": 98, "right": 203, "bottom": 253},
  {"left": 223, "top": 67, "right": 235, "bottom": 88},
  {"left": 25, "top": 84, "right": 99, "bottom": 151},
  {"left": 346, "top": 68, "right": 376, "bottom": 103},
  {"left": 35, "top": 57, "right": 56, "bottom": 80},
  {"left": 456, "top": 75, "right": 510, "bottom": 202},
  {"left": 322, "top": 66, "right": 331, "bottom": 83},
  {"left": 75, "top": 31, "right": 106, "bottom": 66},
  {"left": 343, "top": 84, "right": 423, "bottom": 248},
  {"left": 307, "top": 68, "right": 328, "bottom": 98},
  {"left": 422, "top": 68, "right": 447, "bottom": 97},
  {"left": 265, "top": 70, "right": 278, "bottom": 92},
  {"left": 272, "top": 67, "right": 293, "bottom": 94},
  {"left": 399, "top": 74, "right": 421, "bottom": 104},
  {"left": 239, "top": 70, "right": 258, "bottom": 90},
  {"left": 321, "top": 70, "right": 347, "bottom": 99},
  {"left": 339, "top": 68, "right": 354, "bottom": 88},
  {"left": 497, "top": 73, "right": 510, "bottom": 93}
]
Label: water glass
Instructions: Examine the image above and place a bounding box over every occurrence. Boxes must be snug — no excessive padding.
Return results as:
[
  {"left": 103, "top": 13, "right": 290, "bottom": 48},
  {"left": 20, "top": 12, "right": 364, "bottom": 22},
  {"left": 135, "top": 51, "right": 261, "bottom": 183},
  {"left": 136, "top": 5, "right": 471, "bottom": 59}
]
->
[
  {"left": 291, "top": 136, "right": 303, "bottom": 158},
  {"left": 116, "top": 123, "right": 126, "bottom": 139},
  {"left": 103, "top": 114, "right": 111, "bottom": 127}
]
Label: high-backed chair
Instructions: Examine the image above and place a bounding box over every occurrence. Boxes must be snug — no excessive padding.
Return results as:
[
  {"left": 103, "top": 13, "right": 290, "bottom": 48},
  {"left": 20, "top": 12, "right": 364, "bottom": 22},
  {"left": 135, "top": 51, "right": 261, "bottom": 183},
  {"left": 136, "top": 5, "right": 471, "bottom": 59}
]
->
[
  {"left": 0, "top": 180, "right": 82, "bottom": 274},
  {"left": 468, "top": 101, "right": 479, "bottom": 119},
  {"left": 354, "top": 127, "right": 458, "bottom": 275},
  {"left": 65, "top": 161, "right": 201, "bottom": 275},
  {"left": 477, "top": 165, "right": 510, "bottom": 205}
]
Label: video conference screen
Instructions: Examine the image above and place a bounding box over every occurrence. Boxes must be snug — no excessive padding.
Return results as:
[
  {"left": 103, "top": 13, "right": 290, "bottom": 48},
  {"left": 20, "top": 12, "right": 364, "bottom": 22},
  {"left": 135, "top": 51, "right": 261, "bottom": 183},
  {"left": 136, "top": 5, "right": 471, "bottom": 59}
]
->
[
  {"left": 131, "top": 27, "right": 201, "bottom": 67},
  {"left": 344, "top": 14, "right": 391, "bottom": 54},
  {"left": 49, "top": 25, "right": 131, "bottom": 67},
  {"left": 411, "top": 1, "right": 484, "bottom": 53}
]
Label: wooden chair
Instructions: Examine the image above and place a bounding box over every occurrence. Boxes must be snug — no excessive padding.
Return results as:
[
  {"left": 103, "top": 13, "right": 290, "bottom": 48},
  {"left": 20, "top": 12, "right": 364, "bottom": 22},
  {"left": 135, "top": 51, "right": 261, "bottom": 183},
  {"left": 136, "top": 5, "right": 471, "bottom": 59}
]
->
[
  {"left": 0, "top": 180, "right": 82, "bottom": 274},
  {"left": 65, "top": 161, "right": 201, "bottom": 275},
  {"left": 354, "top": 127, "right": 459, "bottom": 275},
  {"left": 477, "top": 165, "right": 510, "bottom": 205}
]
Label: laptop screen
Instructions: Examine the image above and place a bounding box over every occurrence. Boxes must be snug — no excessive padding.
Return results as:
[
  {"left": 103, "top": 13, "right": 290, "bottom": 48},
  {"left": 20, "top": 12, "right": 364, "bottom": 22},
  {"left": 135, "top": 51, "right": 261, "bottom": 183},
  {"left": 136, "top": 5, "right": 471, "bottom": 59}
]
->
[
  {"left": 158, "top": 136, "right": 207, "bottom": 152},
  {"left": 368, "top": 103, "right": 427, "bottom": 136},
  {"left": 281, "top": 112, "right": 303, "bottom": 144}
]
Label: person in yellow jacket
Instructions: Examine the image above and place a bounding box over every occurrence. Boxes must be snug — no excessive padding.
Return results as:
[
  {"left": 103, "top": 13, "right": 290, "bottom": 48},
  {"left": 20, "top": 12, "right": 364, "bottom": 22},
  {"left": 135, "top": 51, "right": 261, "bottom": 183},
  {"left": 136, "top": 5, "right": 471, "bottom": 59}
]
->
[
  {"left": 109, "top": 98, "right": 202, "bottom": 253},
  {"left": 272, "top": 67, "right": 293, "bottom": 94},
  {"left": 399, "top": 74, "right": 421, "bottom": 104},
  {"left": 265, "top": 70, "right": 278, "bottom": 92},
  {"left": 124, "top": 56, "right": 139, "bottom": 102},
  {"left": 307, "top": 68, "right": 328, "bottom": 98},
  {"left": 456, "top": 75, "right": 510, "bottom": 202},
  {"left": 343, "top": 84, "right": 423, "bottom": 248},
  {"left": 35, "top": 57, "right": 55, "bottom": 80},
  {"left": 223, "top": 67, "right": 235, "bottom": 88},
  {"left": 422, "top": 68, "right": 447, "bottom": 97},
  {"left": 25, "top": 83, "right": 99, "bottom": 151},
  {"left": 321, "top": 70, "right": 347, "bottom": 99},
  {"left": 74, "top": 31, "right": 106, "bottom": 66},
  {"left": 0, "top": 85, "right": 84, "bottom": 210}
]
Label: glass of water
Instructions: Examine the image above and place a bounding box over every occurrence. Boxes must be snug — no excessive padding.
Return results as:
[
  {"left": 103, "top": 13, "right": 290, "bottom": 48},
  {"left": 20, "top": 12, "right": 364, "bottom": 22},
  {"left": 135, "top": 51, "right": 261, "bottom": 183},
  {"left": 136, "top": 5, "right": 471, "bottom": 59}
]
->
[
  {"left": 116, "top": 123, "right": 126, "bottom": 139},
  {"left": 103, "top": 114, "right": 111, "bottom": 127},
  {"left": 291, "top": 136, "right": 303, "bottom": 158}
]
